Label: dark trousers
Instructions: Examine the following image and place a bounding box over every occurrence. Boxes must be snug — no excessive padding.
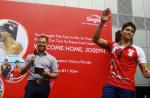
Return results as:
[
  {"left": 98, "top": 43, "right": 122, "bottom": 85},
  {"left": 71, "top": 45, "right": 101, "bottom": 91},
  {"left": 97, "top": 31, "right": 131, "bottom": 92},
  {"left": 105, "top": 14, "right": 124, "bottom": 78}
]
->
[
  {"left": 24, "top": 81, "right": 50, "bottom": 98},
  {"left": 102, "top": 83, "right": 135, "bottom": 98}
]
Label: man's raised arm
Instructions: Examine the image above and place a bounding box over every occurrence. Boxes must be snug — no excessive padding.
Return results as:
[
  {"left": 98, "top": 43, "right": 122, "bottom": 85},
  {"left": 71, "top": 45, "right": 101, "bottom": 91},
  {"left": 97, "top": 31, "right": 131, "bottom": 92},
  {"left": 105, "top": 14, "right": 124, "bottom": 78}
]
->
[{"left": 93, "top": 8, "right": 111, "bottom": 48}]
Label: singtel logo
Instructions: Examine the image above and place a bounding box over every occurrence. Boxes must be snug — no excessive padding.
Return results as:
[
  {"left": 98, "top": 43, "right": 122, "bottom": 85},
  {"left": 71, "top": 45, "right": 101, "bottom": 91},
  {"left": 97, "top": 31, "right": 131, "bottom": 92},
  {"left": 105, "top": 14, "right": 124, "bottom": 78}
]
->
[
  {"left": 87, "top": 14, "right": 101, "bottom": 23},
  {"left": 82, "top": 14, "right": 101, "bottom": 25}
]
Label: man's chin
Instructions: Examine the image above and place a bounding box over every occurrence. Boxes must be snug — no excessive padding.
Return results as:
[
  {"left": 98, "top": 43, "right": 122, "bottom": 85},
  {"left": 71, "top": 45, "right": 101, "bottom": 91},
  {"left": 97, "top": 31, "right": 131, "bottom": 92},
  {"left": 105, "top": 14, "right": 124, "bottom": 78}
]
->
[
  {"left": 38, "top": 47, "right": 46, "bottom": 52},
  {"left": 124, "top": 36, "right": 132, "bottom": 39}
]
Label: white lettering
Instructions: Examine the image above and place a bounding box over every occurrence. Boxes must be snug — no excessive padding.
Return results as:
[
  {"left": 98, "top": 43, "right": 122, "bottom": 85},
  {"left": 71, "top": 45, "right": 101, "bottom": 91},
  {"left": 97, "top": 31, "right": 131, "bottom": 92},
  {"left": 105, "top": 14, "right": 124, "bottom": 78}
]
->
[
  {"left": 47, "top": 45, "right": 64, "bottom": 51},
  {"left": 84, "top": 48, "right": 105, "bottom": 54},
  {"left": 65, "top": 46, "right": 83, "bottom": 52}
]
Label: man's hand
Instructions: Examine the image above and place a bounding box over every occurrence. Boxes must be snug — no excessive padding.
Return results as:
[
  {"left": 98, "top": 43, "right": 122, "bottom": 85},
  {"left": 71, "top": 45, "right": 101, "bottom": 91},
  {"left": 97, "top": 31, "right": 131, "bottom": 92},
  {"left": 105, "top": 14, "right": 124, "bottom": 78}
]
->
[
  {"left": 20, "top": 55, "right": 35, "bottom": 75},
  {"left": 42, "top": 71, "right": 58, "bottom": 79},
  {"left": 139, "top": 64, "right": 150, "bottom": 78},
  {"left": 42, "top": 71, "right": 50, "bottom": 79},
  {"left": 29, "top": 55, "right": 36, "bottom": 65},
  {"left": 143, "top": 70, "right": 150, "bottom": 78},
  {"left": 101, "top": 8, "right": 111, "bottom": 23}
]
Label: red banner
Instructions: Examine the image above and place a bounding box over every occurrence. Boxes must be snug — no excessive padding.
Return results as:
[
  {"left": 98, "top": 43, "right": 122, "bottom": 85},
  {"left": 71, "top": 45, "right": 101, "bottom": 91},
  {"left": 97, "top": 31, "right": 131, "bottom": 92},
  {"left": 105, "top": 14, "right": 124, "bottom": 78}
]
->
[{"left": 0, "top": 1, "right": 112, "bottom": 98}]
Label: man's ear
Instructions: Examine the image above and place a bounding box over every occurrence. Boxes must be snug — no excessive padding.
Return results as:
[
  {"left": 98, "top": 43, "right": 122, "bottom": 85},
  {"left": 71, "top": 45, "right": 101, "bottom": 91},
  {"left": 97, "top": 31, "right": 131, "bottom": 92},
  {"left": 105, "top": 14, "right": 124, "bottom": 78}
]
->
[{"left": 120, "top": 30, "right": 123, "bottom": 35}]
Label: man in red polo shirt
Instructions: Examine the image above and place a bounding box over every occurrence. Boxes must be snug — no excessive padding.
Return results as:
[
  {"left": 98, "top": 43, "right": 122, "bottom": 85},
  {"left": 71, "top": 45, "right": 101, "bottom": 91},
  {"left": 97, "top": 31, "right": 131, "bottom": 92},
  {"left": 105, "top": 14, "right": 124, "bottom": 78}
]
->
[{"left": 93, "top": 8, "right": 150, "bottom": 98}]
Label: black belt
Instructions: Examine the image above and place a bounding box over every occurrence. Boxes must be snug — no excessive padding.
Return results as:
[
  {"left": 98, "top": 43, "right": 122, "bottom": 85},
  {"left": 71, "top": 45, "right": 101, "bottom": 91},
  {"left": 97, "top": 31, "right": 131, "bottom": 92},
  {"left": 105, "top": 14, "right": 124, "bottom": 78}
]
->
[{"left": 28, "top": 80, "right": 49, "bottom": 84}]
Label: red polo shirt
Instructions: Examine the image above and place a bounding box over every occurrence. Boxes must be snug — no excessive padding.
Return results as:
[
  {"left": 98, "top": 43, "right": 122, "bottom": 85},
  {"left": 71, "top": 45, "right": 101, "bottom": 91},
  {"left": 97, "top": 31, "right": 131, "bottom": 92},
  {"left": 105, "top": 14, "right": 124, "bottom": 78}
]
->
[{"left": 107, "top": 41, "right": 147, "bottom": 91}]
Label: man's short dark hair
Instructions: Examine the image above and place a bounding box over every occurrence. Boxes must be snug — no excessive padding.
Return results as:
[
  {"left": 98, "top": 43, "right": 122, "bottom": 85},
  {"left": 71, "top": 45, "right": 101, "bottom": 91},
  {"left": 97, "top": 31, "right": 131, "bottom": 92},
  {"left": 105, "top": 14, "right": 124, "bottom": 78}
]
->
[
  {"left": 38, "top": 35, "right": 48, "bottom": 42},
  {"left": 115, "top": 30, "right": 122, "bottom": 42},
  {"left": 121, "top": 22, "right": 136, "bottom": 33},
  {"left": 15, "top": 60, "right": 19, "bottom": 63}
]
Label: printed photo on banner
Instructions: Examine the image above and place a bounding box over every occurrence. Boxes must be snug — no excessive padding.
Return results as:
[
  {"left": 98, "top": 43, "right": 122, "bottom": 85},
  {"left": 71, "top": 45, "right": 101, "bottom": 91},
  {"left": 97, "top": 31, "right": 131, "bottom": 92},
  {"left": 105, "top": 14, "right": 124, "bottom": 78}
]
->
[
  {"left": 0, "top": 56, "right": 25, "bottom": 83},
  {"left": 0, "top": 78, "right": 3, "bottom": 98},
  {"left": 0, "top": 19, "right": 28, "bottom": 56},
  {"left": 0, "top": 19, "right": 28, "bottom": 82}
]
